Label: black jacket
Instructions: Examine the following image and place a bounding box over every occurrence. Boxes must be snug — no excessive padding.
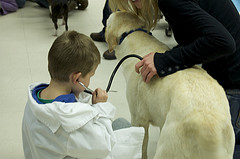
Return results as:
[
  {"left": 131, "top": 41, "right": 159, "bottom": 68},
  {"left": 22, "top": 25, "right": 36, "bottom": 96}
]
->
[{"left": 155, "top": 0, "right": 240, "bottom": 89}]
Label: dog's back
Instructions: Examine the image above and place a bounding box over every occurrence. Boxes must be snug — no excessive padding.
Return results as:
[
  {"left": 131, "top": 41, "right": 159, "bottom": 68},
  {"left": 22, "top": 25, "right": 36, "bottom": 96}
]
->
[{"left": 105, "top": 11, "right": 235, "bottom": 159}]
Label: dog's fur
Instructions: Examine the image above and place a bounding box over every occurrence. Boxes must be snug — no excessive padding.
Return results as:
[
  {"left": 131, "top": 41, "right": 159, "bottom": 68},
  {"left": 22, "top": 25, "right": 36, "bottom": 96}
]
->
[
  {"left": 68, "top": 0, "right": 88, "bottom": 11},
  {"left": 48, "top": 0, "right": 68, "bottom": 36},
  {"left": 105, "top": 11, "right": 235, "bottom": 159}
]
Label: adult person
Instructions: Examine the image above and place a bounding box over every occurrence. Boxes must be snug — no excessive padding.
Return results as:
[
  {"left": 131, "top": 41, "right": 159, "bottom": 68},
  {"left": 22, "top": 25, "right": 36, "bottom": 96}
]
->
[
  {"left": 16, "top": 0, "right": 25, "bottom": 8},
  {"left": 108, "top": 0, "right": 240, "bottom": 158},
  {"left": 35, "top": 0, "right": 48, "bottom": 8}
]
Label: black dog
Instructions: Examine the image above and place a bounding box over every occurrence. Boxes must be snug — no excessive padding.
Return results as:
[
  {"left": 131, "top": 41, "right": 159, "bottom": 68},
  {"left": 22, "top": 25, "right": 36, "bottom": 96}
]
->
[{"left": 48, "top": 0, "right": 69, "bottom": 36}]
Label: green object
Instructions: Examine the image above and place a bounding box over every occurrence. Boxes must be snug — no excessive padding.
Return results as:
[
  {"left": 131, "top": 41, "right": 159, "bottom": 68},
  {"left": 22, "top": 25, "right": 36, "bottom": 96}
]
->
[{"left": 37, "top": 90, "right": 54, "bottom": 104}]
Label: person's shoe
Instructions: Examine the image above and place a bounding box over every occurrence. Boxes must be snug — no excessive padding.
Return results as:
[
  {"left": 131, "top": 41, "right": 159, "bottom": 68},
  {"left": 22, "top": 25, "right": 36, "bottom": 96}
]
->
[
  {"left": 90, "top": 32, "right": 105, "bottom": 42},
  {"left": 103, "top": 50, "right": 116, "bottom": 60}
]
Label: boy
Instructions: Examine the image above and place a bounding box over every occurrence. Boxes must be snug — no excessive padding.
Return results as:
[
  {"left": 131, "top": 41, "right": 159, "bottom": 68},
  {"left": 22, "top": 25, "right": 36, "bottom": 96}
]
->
[{"left": 22, "top": 31, "right": 144, "bottom": 159}]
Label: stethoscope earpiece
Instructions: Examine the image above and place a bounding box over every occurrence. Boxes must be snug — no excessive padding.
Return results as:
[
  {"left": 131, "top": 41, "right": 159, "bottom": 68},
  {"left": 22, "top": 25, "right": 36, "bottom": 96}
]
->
[{"left": 79, "top": 82, "right": 94, "bottom": 95}]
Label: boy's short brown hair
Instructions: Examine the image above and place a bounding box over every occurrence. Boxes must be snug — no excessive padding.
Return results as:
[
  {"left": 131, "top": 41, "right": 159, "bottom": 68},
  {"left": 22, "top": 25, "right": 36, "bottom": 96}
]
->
[{"left": 48, "top": 31, "right": 101, "bottom": 82}]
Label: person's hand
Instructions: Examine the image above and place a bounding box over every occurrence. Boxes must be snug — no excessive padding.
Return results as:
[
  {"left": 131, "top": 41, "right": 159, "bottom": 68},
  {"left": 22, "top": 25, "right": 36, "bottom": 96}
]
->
[
  {"left": 135, "top": 52, "right": 157, "bottom": 83},
  {"left": 92, "top": 88, "right": 108, "bottom": 104}
]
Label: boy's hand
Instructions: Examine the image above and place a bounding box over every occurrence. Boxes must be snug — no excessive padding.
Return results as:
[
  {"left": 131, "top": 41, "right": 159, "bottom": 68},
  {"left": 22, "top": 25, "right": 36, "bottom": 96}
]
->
[{"left": 92, "top": 88, "right": 108, "bottom": 104}]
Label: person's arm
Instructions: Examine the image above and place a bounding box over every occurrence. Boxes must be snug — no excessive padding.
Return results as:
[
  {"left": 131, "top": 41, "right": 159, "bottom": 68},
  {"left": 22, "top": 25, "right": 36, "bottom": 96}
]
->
[
  {"left": 156, "top": 0, "right": 236, "bottom": 74},
  {"left": 136, "top": 0, "right": 236, "bottom": 81}
]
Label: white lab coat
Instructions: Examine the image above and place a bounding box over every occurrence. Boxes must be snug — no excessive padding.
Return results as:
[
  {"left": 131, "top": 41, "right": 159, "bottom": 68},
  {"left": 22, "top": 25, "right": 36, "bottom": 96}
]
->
[{"left": 22, "top": 83, "right": 144, "bottom": 159}]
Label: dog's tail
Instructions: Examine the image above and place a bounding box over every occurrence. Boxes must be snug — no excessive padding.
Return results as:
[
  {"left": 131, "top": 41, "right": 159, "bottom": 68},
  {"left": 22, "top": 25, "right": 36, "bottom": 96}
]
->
[{"left": 180, "top": 112, "right": 234, "bottom": 159}]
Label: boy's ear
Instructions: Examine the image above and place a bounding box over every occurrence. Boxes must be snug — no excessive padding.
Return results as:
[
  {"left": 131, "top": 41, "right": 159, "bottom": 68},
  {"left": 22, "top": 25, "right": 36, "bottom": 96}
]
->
[{"left": 70, "top": 72, "right": 82, "bottom": 84}]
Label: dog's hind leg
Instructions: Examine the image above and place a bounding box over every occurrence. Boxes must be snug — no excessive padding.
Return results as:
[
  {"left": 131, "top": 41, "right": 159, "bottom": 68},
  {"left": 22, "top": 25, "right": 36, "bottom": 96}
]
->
[
  {"left": 63, "top": 5, "right": 68, "bottom": 31},
  {"left": 62, "top": 17, "right": 68, "bottom": 31},
  {"left": 154, "top": 112, "right": 234, "bottom": 159},
  {"left": 154, "top": 122, "right": 185, "bottom": 159},
  {"left": 52, "top": 16, "right": 58, "bottom": 36},
  {"left": 51, "top": 5, "right": 60, "bottom": 36}
]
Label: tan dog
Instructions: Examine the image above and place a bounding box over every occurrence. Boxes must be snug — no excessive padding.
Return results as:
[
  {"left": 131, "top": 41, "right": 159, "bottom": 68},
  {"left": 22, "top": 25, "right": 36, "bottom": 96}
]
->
[{"left": 105, "top": 11, "right": 235, "bottom": 159}]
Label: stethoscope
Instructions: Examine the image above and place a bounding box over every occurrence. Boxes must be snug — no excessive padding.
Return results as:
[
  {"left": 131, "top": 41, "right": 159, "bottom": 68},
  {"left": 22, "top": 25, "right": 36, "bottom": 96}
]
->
[
  {"left": 79, "top": 81, "right": 94, "bottom": 95},
  {"left": 79, "top": 54, "right": 143, "bottom": 95}
]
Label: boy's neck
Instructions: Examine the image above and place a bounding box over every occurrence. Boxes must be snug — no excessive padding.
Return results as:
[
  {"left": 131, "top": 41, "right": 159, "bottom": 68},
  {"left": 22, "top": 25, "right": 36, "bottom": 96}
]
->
[{"left": 40, "top": 80, "right": 72, "bottom": 100}]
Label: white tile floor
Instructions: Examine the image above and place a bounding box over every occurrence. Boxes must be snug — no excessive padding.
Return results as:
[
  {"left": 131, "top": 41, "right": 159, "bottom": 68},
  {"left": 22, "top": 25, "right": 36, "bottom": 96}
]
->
[{"left": 0, "top": 1, "right": 177, "bottom": 158}]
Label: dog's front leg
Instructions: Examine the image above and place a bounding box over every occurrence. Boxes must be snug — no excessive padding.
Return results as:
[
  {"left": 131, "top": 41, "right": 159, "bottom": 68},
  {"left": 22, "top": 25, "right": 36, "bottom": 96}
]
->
[
  {"left": 142, "top": 124, "right": 149, "bottom": 159},
  {"left": 131, "top": 117, "right": 149, "bottom": 159},
  {"left": 63, "top": 10, "right": 68, "bottom": 31}
]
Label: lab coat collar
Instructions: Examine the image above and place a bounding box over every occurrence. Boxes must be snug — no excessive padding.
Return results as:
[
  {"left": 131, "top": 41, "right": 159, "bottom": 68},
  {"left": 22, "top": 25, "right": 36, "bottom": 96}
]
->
[{"left": 27, "top": 83, "right": 99, "bottom": 133}]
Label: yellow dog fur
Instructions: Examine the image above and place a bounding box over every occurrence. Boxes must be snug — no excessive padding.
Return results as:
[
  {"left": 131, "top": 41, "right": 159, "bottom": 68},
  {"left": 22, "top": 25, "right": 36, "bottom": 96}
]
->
[{"left": 105, "top": 11, "right": 235, "bottom": 159}]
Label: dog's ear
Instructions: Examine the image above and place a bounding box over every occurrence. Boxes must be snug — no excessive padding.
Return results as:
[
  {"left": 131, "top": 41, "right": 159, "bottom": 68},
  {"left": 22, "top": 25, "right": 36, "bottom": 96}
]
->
[{"left": 105, "top": 28, "right": 118, "bottom": 53}]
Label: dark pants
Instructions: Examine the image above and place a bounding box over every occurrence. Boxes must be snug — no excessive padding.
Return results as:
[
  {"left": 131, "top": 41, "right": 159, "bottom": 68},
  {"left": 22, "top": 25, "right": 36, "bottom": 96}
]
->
[
  {"left": 226, "top": 89, "right": 240, "bottom": 158},
  {"left": 99, "top": 0, "right": 112, "bottom": 38},
  {"left": 35, "top": 0, "right": 49, "bottom": 8},
  {"left": 112, "top": 118, "right": 131, "bottom": 131},
  {"left": 16, "top": 0, "right": 26, "bottom": 8}
]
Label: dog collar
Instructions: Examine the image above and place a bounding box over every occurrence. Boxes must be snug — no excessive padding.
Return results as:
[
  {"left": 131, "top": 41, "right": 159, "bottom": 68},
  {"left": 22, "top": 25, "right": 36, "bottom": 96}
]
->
[{"left": 119, "top": 28, "right": 152, "bottom": 45}]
